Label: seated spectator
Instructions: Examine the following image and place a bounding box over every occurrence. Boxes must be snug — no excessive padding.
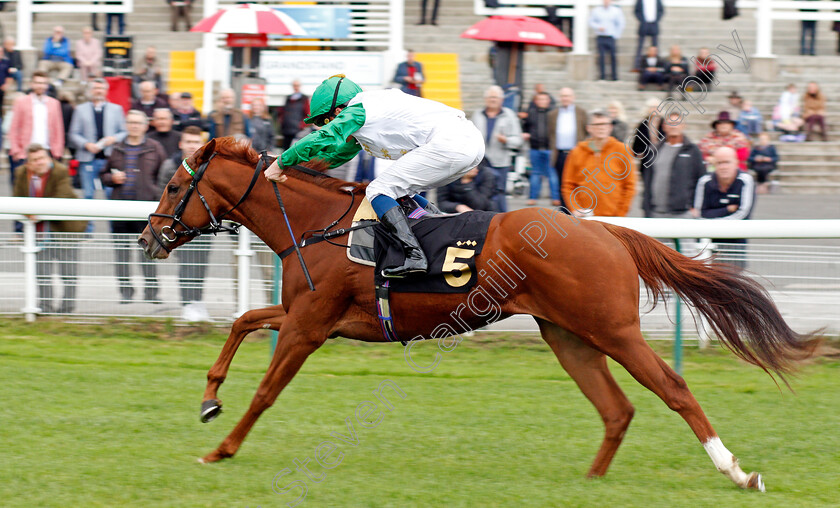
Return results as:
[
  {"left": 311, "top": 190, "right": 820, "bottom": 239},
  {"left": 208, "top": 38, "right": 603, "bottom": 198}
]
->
[
  {"left": 607, "top": 100, "right": 629, "bottom": 142},
  {"left": 692, "top": 146, "right": 755, "bottom": 270},
  {"left": 131, "top": 81, "right": 168, "bottom": 129},
  {"left": 133, "top": 46, "right": 163, "bottom": 98},
  {"left": 522, "top": 91, "right": 559, "bottom": 206},
  {"left": 437, "top": 165, "right": 497, "bottom": 213},
  {"left": 691, "top": 47, "right": 716, "bottom": 90},
  {"left": 207, "top": 88, "right": 252, "bottom": 139},
  {"left": 735, "top": 99, "right": 763, "bottom": 138},
  {"left": 802, "top": 81, "right": 828, "bottom": 141},
  {"left": 171, "top": 91, "right": 204, "bottom": 131},
  {"left": 748, "top": 132, "right": 779, "bottom": 194},
  {"left": 698, "top": 111, "right": 750, "bottom": 170},
  {"left": 2, "top": 37, "right": 23, "bottom": 92},
  {"left": 724, "top": 91, "right": 743, "bottom": 120},
  {"left": 773, "top": 83, "right": 805, "bottom": 140},
  {"left": 638, "top": 46, "right": 666, "bottom": 90},
  {"left": 248, "top": 97, "right": 277, "bottom": 152},
  {"left": 13, "top": 144, "right": 87, "bottom": 314},
  {"left": 100, "top": 110, "right": 167, "bottom": 304},
  {"left": 168, "top": 0, "right": 193, "bottom": 32},
  {"left": 157, "top": 126, "right": 210, "bottom": 321},
  {"left": 74, "top": 27, "right": 103, "bottom": 84},
  {"left": 149, "top": 108, "right": 181, "bottom": 157},
  {"left": 38, "top": 26, "right": 74, "bottom": 83},
  {"left": 562, "top": 110, "right": 637, "bottom": 217},
  {"left": 664, "top": 44, "right": 689, "bottom": 93}
]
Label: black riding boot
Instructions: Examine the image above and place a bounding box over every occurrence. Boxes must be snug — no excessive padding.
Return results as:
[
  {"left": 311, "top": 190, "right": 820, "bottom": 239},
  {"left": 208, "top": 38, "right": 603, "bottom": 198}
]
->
[{"left": 381, "top": 207, "right": 428, "bottom": 278}]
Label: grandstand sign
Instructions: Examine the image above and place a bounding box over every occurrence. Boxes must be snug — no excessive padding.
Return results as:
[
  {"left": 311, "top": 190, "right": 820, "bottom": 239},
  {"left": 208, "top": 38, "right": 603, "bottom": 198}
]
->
[{"left": 259, "top": 51, "right": 385, "bottom": 89}]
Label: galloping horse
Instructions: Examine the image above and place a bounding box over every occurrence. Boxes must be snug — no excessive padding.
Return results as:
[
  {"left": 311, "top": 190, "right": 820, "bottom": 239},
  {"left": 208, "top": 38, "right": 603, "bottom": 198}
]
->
[{"left": 139, "top": 138, "right": 818, "bottom": 491}]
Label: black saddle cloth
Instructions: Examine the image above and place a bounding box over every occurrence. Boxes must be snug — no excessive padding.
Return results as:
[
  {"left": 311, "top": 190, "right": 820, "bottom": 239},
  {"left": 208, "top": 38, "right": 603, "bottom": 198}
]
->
[{"left": 373, "top": 210, "right": 497, "bottom": 293}]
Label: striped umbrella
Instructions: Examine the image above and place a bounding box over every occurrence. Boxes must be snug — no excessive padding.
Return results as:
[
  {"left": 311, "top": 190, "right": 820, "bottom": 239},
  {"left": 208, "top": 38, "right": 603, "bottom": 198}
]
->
[{"left": 190, "top": 3, "right": 306, "bottom": 35}]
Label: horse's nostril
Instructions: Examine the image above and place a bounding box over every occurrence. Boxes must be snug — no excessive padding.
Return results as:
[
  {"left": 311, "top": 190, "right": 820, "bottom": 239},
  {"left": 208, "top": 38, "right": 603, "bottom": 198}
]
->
[{"left": 137, "top": 237, "right": 148, "bottom": 248}]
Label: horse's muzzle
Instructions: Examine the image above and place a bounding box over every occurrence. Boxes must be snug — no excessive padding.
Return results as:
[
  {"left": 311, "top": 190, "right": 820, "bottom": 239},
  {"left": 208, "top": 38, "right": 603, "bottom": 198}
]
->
[{"left": 138, "top": 229, "right": 169, "bottom": 260}]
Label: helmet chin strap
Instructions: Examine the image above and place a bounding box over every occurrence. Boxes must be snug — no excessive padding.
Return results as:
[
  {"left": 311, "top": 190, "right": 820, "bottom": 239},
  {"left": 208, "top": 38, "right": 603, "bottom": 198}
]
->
[{"left": 323, "top": 76, "right": 345, "bottom": 125}]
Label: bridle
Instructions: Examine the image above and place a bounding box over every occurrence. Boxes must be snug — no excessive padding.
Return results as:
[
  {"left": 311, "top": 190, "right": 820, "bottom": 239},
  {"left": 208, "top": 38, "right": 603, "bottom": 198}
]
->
[{"left": 147, "top": 151, "right": 268, "bottom": 254}]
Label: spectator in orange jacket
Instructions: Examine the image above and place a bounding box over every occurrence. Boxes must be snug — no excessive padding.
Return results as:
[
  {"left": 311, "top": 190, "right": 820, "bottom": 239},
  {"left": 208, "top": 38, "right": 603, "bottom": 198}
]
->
[{"left": 561, "top": 110, "right": 637, "bottom": 217}]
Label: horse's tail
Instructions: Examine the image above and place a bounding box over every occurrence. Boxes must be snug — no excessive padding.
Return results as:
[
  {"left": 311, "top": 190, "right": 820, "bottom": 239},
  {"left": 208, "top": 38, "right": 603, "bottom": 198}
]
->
[{"left": 601, "top": 222, "right": 821, "bottom": 384}]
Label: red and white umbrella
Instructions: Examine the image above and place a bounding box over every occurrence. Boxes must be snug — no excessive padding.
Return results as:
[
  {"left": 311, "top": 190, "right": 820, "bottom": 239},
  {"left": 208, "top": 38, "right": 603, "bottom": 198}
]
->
[
  {"left": 191, "top": 3, "right": 307, "bottom": 35},
  {"left": 461, "top": 15, "right": 572, "bottom": 47}
]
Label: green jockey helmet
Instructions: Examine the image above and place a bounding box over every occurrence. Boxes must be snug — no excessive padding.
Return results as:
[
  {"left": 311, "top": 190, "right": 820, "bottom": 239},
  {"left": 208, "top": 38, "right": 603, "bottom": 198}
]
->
[{"left": 304, "top": 74, "right": 363, "bottom": 125}]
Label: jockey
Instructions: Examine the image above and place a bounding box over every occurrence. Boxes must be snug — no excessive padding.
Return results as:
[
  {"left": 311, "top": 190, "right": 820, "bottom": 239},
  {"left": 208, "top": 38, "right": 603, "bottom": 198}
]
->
[{"left": 264, "top": 74, "right": 485, "bottom": 278}]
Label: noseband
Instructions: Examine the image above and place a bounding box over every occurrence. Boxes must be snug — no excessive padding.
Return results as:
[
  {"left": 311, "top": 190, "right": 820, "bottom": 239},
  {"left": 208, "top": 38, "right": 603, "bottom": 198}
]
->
[{"left": 147, "top": 151, "right": 269, "bottom": 253}]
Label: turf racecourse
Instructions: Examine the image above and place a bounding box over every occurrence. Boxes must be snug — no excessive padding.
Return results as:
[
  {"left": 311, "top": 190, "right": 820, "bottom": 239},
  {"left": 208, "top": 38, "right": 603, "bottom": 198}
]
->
[{"left": 1, "top": 319, "right": 838, "bottom": 507}]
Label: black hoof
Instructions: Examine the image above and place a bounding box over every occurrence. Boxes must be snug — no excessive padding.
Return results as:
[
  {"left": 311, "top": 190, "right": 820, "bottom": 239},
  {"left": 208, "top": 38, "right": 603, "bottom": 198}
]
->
[{"left": 200, "top": 399, "right": 222, "bottom": 423}]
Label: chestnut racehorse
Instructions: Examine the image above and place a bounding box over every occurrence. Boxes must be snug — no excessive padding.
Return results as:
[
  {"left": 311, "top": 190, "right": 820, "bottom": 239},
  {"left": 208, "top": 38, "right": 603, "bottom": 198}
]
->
[{"left": 139, "top": 138, "right": 817, "bottom": 491}]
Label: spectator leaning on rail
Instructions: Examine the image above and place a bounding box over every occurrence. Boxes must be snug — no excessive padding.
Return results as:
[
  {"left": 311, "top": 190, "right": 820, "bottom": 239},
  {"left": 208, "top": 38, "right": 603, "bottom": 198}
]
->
[
  {"left": 263, "top": 74, "right": 485, "bottom": 278},
  {"left": 157, "top": 125, "right": 212, "bottom": 321},
  {"left": 14, "top": 144, "right": 87, "bottom": 314},
  {"left": 100, "top": 110, "right": 168, "bottom": 304},
  {"left": 561, "top": 110, "right": 637, "bottom": 217},
  {"left": 692, "top": 146, "right": 755, "bottom": 270},
  {"left": 471, "top": 85, "right": 523, "bottom": 213},
  {"left": 642, "top": 111, "right": 706, "bottom": 218},
  {"left": 8, "top": 71, "right": 65, "bottom": 187},
  {"left": 69, "top": 78, "right": 127, "bottom": 203},
  {"left": 38, "top": 26, "right": 74, "bottom": 84},
  {"left": 207, "top": 88, "right": 252, "bottom": 140},
  {"left": 436, "top": 165, "right": 497, "bottom": 213}
]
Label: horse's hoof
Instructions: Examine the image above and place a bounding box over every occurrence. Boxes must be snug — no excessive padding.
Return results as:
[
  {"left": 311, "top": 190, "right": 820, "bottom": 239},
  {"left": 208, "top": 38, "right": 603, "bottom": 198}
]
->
[
  {"left": 200, "top": 399, "right": 222, "bottom": 423},
  {"left": 199, "top": 450, "right": 229, "bottom": 463},
  {"left": 747, "top": 472, "right": 765, "bottom": 492}
]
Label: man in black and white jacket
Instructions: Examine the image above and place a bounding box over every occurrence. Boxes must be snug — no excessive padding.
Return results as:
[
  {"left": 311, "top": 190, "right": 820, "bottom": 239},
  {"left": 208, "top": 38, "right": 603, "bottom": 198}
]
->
[{"left": 692, "top": 146, "right": 755, "bottom": 269}]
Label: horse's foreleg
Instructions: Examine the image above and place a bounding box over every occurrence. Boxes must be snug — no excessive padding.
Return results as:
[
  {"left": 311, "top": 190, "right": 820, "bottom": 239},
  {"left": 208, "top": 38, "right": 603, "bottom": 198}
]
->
[
  {"left": 199, "top": 321, "right": 326, "bottom": 463},
  {"left": 200, "top": 305, "right": 287, "bottom": 422},
  {"left": 536, "top": 319, "right": 634, "bottom": 478},
  {"left": 597, "top": 325, "right": 765, "bottom": 491}
]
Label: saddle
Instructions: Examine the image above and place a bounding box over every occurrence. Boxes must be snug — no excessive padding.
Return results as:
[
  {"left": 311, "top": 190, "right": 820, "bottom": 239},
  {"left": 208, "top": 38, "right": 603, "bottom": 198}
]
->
[{"left": 347, "top": 197, "right": 496, "bottom": 294}]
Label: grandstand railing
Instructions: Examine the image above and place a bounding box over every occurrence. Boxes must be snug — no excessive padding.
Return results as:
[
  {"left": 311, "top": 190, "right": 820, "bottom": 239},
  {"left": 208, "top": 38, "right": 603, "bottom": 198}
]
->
[
  {"left": 473, "top": 0, "right": 840, "bottom": 58},
  {"left": 2, "top": 198, "right": 838, "bottom": 345},
  {"left": 15, "top": 0, "right": 134, "bottom": 50}
]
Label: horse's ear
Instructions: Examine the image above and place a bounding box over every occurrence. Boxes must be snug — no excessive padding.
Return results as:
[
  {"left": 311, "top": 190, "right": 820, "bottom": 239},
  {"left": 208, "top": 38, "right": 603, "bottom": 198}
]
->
[{"left": 195, "top": 138, "right": 217, "bottom": 164}]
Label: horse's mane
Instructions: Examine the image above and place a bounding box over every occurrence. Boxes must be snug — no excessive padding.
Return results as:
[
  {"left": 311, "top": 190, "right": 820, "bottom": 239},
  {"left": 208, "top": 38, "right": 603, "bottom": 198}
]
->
[{"left": 212, "top": 137, "right": 366, "bottom": 194}]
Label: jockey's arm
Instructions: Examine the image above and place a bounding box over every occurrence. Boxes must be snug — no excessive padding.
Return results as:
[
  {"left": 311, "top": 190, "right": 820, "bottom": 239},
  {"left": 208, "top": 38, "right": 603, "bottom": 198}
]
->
[{"left": 280, "top": 104, "right": 365, "bottom": 169}]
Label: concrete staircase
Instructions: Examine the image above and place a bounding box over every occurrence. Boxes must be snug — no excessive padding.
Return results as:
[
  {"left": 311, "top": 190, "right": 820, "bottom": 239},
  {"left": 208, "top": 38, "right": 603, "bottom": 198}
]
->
[
  {"left": 415, "top": 52, "right": 463, "bottom": 110},
  {"left": 403, "top": 0, "right": 840, "bottom": 194}
]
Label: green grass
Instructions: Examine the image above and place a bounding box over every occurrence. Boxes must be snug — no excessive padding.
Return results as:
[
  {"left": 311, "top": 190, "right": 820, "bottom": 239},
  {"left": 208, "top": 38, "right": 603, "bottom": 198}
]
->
[{"left": 1, "top": 318, "right": 838, "bottom": 507}]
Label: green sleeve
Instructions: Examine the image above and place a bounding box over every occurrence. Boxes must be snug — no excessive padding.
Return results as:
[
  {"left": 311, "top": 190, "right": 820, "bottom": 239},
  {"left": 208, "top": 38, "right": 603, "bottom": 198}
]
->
[{"left": 281, "top": 104, "right": 365, "bottom": 169}]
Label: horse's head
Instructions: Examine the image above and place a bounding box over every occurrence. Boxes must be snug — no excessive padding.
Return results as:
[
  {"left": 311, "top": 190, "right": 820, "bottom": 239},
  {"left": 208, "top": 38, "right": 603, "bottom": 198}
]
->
[{"left": 138, "top": 138, "right": 264, "bottom": 259}]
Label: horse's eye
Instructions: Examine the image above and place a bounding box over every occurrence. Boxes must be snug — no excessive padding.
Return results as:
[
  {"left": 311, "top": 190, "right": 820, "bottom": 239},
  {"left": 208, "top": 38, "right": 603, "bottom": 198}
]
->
[{"left": 168, "top": 184, "right": 179, "bottom": 195}]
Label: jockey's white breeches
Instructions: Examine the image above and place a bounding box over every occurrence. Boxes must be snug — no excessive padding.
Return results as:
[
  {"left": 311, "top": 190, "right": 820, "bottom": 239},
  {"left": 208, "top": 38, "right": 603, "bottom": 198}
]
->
[{"left": 365, "top": 117, "right": 485, "bottom": 202}]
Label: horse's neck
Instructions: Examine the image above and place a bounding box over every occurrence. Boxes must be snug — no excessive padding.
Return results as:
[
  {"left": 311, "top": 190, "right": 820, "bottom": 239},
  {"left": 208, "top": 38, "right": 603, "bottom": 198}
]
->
[{"left": 225, "top": 180, "right": 359, "bottom": 254}]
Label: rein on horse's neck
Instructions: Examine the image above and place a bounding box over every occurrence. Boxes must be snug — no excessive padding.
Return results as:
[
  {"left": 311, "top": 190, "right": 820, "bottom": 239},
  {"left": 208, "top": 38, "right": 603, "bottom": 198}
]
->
[{"left": 210, "top": 156, "right": 360, "bottom": 255}]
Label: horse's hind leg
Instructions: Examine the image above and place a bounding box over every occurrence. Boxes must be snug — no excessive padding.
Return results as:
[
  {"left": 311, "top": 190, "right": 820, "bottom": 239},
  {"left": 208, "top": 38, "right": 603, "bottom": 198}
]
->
[
  {"left": 201, "top": 305, "right": 286, "bottom": 423},
  {"left": 537, "top": 319, "right": 634, "bottom": 477},
  {"left": 200, "top": 316, "right": 326, "bottom": 463},
  {"left": 594, "top": 323, "right": 765, "bottom": 491}
]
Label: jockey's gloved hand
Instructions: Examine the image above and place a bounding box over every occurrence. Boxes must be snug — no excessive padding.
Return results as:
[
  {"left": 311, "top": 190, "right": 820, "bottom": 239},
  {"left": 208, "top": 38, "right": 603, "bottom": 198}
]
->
[{"left": 264, "top": 159, "right": 288, "bottom": 183}]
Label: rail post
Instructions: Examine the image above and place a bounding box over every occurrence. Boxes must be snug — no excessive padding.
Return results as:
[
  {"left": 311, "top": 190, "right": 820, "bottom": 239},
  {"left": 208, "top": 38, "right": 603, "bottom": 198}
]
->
[
  {"left": 673, "top": 238, "right": 683, "bottom": 375},
  {"left": 270, "top": 253, "right": 281, "bottom": 357},
  {"left": 235, "top": 228, "right": 253, "bottom": 318},
  {"left": 21, "top": 219, "right": 40, "bottom": 322}
]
